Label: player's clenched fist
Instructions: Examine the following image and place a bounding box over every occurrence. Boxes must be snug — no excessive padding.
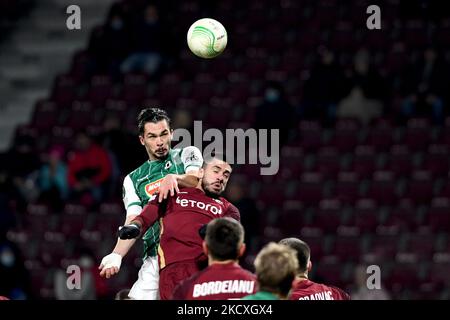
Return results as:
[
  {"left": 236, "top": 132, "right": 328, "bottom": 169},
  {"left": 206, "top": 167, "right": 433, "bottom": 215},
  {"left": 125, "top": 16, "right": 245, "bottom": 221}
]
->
[{"left": 99, "top": 252, "right": 122, "bottom": 279}]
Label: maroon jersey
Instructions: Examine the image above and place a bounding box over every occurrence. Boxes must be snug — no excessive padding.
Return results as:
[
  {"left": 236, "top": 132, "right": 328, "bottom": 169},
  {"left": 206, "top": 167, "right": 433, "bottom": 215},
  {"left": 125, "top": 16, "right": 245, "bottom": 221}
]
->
[
  {"left": 171, "top": 262, "right": 257, "bottom": 300},
  {"left": 290, "top": 279, "right": 350, "bottom": 300},
  {"left": 133, "top": 187, "right": 240, "bottom": 270}
]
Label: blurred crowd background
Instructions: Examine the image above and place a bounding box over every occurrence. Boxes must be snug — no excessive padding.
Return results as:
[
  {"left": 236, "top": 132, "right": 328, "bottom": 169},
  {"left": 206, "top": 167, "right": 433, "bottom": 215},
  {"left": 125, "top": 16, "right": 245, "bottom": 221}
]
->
[{"left": 1, "top": 0, "right": 450, "bottom": 299}]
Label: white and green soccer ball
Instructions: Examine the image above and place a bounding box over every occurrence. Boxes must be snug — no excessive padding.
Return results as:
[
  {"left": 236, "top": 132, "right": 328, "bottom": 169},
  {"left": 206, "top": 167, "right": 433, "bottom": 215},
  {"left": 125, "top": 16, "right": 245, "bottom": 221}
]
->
[{"left": 187, "top": 18, "right": 227, "bottom": 59}]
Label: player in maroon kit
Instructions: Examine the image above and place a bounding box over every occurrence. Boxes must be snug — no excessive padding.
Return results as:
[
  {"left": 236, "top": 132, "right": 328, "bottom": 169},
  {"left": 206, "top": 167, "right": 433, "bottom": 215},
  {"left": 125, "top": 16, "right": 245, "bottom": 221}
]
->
[
  {"left": 118, "top": 156, "right": 240, "bottom": 299},
  {"left": 171, "top": 218, "right": 257, "bottom": 300},
  {"left": 279, "top": 237, "right": 350, "bottom": 300}
]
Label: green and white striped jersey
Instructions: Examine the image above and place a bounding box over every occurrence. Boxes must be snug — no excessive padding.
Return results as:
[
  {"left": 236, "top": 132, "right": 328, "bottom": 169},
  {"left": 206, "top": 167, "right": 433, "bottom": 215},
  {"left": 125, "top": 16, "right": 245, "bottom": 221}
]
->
[{"left": 122, "top": 146, "right": 203, "bottom": 259}]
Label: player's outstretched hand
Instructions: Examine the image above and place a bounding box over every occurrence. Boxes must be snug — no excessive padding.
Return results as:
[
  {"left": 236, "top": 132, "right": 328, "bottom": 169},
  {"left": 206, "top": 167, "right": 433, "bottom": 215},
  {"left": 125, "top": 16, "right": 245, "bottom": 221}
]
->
[
  {"left": 118, "top": 224, "right": 141, "bottom": 239},
  {"left": 99, "top": 253, "right": 122, "bottom": 278},
  {"left": 158, "top": 174, "right": 180, "bottom": 202}
]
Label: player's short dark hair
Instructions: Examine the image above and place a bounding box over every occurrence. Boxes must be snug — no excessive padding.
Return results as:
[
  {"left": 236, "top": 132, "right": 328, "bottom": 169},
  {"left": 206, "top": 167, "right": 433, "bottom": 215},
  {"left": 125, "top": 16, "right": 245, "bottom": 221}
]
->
[
  {"left": 205, "top": 218, "right": 244, "bottom": 261},
  {"left": 279, "top": 238, "right": 311, "bottom": 274},
  {"left": 137, "top": 107, "right": 171, "bottom": 135},
  {"left": 202, "top": 152, "right": 232, "bottom": 169}
]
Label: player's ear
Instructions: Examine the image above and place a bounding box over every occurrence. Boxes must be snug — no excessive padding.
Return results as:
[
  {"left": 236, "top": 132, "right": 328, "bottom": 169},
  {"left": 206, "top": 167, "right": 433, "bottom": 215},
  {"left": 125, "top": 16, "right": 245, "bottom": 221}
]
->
[
  {"left": 139, "top": 134, "right": 145, "bottom": 146},
  {"left": 307, "top": 260, "right": 312, "bottom": 272},
  {"left": 238, "top": 243, "right": 246, "bottom": 258},
  {"left": 202, "top": 241, "right": 208, "bottom": 255},
  {"left": 198, "top": 168, "right": 204, "bottom": 179}
]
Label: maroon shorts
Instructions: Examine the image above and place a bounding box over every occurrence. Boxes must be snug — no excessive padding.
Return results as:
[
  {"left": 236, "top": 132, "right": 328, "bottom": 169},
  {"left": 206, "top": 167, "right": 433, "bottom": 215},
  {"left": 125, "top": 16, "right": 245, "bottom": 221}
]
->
[{"left": 159, "top": 260, "right": 202, "bottom": 300}]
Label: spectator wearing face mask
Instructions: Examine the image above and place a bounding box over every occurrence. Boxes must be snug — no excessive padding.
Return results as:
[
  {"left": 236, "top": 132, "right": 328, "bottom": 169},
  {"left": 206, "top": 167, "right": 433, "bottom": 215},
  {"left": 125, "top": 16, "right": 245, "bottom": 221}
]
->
[{"left": 254, "top": 81, "right": 296, "bottom": 147}]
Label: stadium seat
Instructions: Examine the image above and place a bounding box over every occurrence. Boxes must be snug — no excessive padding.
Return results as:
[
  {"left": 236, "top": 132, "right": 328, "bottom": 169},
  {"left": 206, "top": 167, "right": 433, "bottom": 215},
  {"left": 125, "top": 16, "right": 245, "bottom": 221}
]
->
[
  {"left": 333, "top": 171, "right": 361, "bottom": 204},
  {"left": 422, "top": 144, "right": 449, "bottom": 177},
  {"left": 315, "top": 146, "right": 341, "bottom": 179},
  {"left": 313, "top": 198, "right": 343, "bottom": 233},
  {"left": 403, "top": 118, "right": 431, "bottom": 152},
  {"left": 426, "top": 197, "right": 450, "bottom": 232},
  {"left": 367, "top": 170, "right": 398, "bottom": 205},
  {"left": 351, "top": 145, "right": 378, "bottom": 179},
  {"left": 121, "top": 73, "right": 148, "bottom": 105},
  {"left": 404, "top": 170, "right": 434, "bottom": 204},
  {"left": 429, "top": 254, "right": 450, "bottom": 287},
  {"left": 87, "top": 75, "right": 114, "bottom": 108},
  {"left": 329, "top": 118, "right": 360, "bottom": 152},
  {"left": 32, "top": 100, "right": 60, "bottom": 130},
  {"left": 298, "top": 121, "right": 323, "bottom": 151},
  {"left": 51, "top": 74, "right": 78, "bottom": 106},
  {"left": 387, "top": 257, "right": 421, "bottom": 291},
  {"left": 65, "top": 100, "right": 95, "bottom": 130},
  {"left": 383, "top": 198, "right": 421, "bottom": 231},
  {"left": 404, "top": 232, "right": 436, "bottom": 261},
  {"left": 366, "top": 119, "right": 394, "bottom": 152},
  {"left": 386, "top": 144, "right": 414, "bottom": 177},
  {"left": 352, "top": 198, "right": 380, "bottom": 233},
  {"left": 295, "top": 172, "right": 324, "bottom": 205},
  {"left": 60, "top": 204, "right": 89, "bottom": 237}
]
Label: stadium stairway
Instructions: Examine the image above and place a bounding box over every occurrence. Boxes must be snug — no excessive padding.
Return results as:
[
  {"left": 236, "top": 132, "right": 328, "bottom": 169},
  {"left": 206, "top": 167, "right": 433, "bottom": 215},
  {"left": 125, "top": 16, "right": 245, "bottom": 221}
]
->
[{"left": 0, "top": 0, "right": 114, "bottom": 151}]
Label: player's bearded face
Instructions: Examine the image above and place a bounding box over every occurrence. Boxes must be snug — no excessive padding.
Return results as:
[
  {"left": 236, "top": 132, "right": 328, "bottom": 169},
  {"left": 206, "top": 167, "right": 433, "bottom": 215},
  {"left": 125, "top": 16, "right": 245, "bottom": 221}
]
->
[
  {"left": 140, "top": 120, "right": 172, "bottom": 160},
  {"left": 201, "top": 160, "right": 232, "bottom": 197}
]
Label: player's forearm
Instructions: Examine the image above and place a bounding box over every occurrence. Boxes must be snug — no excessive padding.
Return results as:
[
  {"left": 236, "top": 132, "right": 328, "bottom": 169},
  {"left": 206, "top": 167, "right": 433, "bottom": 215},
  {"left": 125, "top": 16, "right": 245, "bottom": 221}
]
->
[
  {"left": 176, "top": 173, "right": 200, "bottom": 188},
  {"left": 112, "top": 237, "right": 136, "bottom": 257},
  {"left": 134, "top": 203, "right": 159, "bottom": 230},
  {"left": 112, "top": 215, "right": 138, "bottom": 257}
]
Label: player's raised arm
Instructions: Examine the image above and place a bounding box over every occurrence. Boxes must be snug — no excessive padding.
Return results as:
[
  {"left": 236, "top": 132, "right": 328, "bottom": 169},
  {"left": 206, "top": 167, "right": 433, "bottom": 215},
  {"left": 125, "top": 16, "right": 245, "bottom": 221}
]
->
[{"left": 119, "top": 199, "right": 162, "bottom": 239}]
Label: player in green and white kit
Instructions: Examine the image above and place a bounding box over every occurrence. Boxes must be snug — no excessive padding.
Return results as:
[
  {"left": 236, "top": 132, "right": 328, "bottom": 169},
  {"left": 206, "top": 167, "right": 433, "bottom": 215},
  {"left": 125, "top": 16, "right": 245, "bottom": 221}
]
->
[{"left": 99, "top": 108, "right": 203, "bottom": 300}]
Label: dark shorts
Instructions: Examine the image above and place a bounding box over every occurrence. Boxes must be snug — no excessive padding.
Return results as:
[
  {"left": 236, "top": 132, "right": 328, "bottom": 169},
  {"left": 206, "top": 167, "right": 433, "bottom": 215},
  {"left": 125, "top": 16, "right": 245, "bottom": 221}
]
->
[{"left": 159, "top": 260, "right": 204, "bottom": 300}]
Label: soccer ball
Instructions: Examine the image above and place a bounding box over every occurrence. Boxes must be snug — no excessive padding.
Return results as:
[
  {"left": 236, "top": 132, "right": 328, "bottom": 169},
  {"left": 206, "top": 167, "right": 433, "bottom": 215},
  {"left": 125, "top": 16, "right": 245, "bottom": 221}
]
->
[{"left": 187, "top": 18, "right": 227, "bottom": 59}]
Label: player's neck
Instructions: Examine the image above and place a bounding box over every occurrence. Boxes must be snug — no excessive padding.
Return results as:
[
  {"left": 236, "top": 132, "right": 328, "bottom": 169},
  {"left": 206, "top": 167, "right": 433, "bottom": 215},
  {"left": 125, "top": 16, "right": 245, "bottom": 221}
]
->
[
  {"left": 209, "top": 258, "right": 237, "bottom": 266},
  {"left": 296, "top": 274, "right": 309, "bottom": 282}
]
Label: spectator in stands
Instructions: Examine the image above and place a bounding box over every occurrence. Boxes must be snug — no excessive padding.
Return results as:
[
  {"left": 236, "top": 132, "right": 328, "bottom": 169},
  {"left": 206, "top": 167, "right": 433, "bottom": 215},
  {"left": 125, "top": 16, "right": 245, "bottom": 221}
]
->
[
  {"left": 400, "top": 47, "right": 449, "bottom": 123},
  {"left": 349, "top": 49, "right": 390, "bottom": 105},
  {"left": 350, "top": 264, "right": 390, "bottom": 300},
  {"left": 0, "top": 163, "right": 17, "bottom": 237},
  {"left": 0, "top": 238, "right": 30, "bottom": 300},
  {"left": 279, "top": 237, "right": 350, "bottom": 300},
  {"left": 37, "top": 146, "right": 68, "bottom": 212},
  {"left": 5, "top": 135, "right": 41, "bottom": 210},
  {"left": 302, "top": 46, "right": 349, "bottom": 124},
  {"left": 337, "top": 86, "right": 383, "bottom": 124},
  {"left": 67, "top": 131, "right": 112, "bottom": 207},
  {"left": 254, "top": 81, "right": 296, "bottom": 146},
  {"left": 121, "top": 4, "right": 166, "bottom": 77},
  {"left": 87, "top": 9, "right": 131, "bottom": 78},
  {"left": 171, "top": 218, "right": 257, "bottom": 300},
  {"left": 242, "top": 242, "right": 298, "bottom": 300},
  {"left": 99, "top": 115, "right": 145, "bottom": 178}
]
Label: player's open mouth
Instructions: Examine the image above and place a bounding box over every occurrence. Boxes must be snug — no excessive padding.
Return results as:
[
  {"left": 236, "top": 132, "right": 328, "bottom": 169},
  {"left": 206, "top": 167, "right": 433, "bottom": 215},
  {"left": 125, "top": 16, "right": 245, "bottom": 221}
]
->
[
  {"left": 211, "top": 182, "right": 222, "bottom": 190},
  {"left": 156, "top": 148, "right": 167, "bottom": 154}
]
